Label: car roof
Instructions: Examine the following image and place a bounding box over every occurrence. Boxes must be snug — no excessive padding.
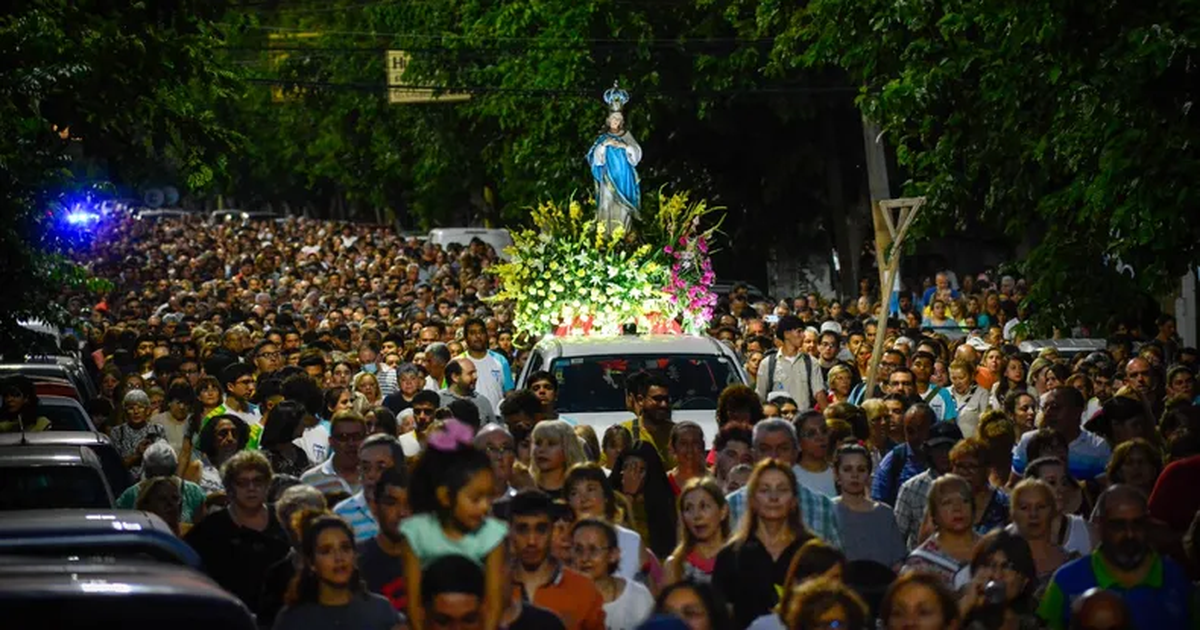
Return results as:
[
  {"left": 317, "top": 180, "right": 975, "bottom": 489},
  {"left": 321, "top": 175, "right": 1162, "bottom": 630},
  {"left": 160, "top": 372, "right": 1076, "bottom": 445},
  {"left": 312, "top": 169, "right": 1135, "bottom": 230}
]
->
[
  {"left": 0, "top": 510, "right": 200, "bottom": 568},
  {"left": 0, "top": 431, "right": 111, "bottom": 447},
  {"left": 0, "top": 557, "right": 253, "bottom": 628},
  {"left": 536, "top": 334, "right": 732, "bottom": 359},
  {"left": 0, "top": 444, "right": 91, "bottom": 466}
]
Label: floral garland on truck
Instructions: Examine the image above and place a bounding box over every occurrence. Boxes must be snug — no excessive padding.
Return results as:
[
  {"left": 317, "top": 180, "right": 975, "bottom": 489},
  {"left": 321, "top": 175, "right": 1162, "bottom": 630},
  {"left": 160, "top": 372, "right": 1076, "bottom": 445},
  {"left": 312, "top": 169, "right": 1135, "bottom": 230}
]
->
[{"left": 488, "top": 191, "right": 722, "bottom": 336}]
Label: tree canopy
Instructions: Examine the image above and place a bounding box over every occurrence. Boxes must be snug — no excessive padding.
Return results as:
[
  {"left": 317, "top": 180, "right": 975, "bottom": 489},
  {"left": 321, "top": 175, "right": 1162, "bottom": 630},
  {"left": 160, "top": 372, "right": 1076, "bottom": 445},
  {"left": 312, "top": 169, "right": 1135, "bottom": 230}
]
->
[
  {"left": 0, "top": 0, "right": 239, "bottom": 354},
  {"left": 788, "top": 0, "right": 1200, "bottom": 331}
]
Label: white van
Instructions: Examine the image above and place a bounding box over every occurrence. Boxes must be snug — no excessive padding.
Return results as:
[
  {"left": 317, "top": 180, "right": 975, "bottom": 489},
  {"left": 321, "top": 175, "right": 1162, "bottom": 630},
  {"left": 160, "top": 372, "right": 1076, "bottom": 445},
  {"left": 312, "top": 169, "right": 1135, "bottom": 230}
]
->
[{"left": 427, "top": 227, "right": 514, "bottom": 259}]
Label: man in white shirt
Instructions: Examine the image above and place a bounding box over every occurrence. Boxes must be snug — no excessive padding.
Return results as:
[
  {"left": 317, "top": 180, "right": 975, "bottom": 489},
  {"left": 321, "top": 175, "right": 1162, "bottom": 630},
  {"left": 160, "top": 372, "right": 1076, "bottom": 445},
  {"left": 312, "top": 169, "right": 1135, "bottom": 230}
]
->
[
  {"left": 459, "top": 317, "right": 513, "bottom": 413},
  {"left": 756, "top": 315, "right": 827, "bottom": 411}
]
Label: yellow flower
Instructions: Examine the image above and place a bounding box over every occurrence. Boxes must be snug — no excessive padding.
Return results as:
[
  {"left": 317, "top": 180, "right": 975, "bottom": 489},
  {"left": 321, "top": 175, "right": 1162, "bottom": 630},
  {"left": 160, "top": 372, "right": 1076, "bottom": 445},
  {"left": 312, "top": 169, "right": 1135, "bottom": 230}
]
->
[{"left": 569, "top": 201, "right": 583, "bottom": 222}]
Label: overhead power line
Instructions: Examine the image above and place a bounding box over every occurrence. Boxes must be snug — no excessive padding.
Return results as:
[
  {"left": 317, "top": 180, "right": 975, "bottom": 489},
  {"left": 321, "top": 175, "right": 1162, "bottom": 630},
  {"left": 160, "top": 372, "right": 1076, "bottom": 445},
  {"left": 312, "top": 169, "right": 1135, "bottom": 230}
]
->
[
  {"left": 222, "top": 22, "right": 777, "bottom": 46},
  {"left": 245, "top": 77, "right": 856, "bottom": 97}
]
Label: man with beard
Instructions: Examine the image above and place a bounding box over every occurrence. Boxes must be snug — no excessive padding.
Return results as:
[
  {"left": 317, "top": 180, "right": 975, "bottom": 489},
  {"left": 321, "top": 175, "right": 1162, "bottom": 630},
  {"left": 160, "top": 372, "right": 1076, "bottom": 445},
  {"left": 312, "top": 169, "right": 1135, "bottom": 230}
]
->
[
  {"left": 619, "top": 372, "right": 676, "bottom": 469},
  {"left": 358, "top": 467, "right": 413, "bottom": 612},
  {"left": 1038, "top": 485, "right": 1196, "bottom": 630},
  {"left": 509, "top": 490, "right": 605, "bottom": 630},
  {"left": 438, "top": 358, "right": 498, "bottom": 427}
]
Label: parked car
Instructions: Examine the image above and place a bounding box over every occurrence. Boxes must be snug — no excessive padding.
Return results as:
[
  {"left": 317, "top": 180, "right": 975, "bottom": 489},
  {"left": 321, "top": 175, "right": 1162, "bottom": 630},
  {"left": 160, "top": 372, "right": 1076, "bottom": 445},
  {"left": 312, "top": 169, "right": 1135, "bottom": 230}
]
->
[
  {"left": 31, "top": 376, "right": 82, "bottom": 401},
  {"left": 0, "top": 510, "right": 199, "bottom": 567},
  {"left": 516, "top": 334, "right": 748, "bottom": 445},
  {"left": 0, "top": 442, "right": 115, "bottom": 510},
  {"left": 427, "top": 227, "right": 514, "bottom": 260},
  {"left": 0, "top": 359, "right": 96, "bottom": 401},
  {"left": 38, "top": 396, "right": 96, "bottom": 432},
  {"left": 0, "top": 556, "right": 255, "bottom": 629},
  {"left": 0, "top": 432, "right": 130, "bottom": 498}
]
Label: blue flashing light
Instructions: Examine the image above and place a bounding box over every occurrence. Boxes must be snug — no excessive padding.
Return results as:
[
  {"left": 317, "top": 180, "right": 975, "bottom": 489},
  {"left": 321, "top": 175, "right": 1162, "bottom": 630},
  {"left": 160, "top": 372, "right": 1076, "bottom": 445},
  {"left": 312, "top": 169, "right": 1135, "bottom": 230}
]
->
[{"left": 65, "top": 209, "right": 101, "bottom": 225}]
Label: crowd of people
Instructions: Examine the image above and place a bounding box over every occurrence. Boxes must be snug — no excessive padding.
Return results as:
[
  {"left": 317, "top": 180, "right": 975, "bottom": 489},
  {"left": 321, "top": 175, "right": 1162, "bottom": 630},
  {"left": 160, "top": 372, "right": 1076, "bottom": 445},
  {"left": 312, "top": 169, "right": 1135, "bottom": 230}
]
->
[{"left": 5, "top": 212, "right": 1200, "bottom": 630}]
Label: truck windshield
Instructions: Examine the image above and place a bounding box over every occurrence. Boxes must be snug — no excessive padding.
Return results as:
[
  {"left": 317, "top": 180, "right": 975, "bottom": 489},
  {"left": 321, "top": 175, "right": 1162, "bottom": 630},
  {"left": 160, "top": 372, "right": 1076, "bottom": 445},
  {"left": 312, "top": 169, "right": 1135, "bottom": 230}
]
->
[{"left": 550, "top": 354, "right": 739, "bottom": 414}]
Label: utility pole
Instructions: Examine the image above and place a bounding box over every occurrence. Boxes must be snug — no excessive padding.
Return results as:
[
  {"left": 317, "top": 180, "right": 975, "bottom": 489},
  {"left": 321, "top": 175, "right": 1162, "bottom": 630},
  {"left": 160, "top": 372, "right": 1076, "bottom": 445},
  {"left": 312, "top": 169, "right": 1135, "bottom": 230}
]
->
[
  {"left": 859, "top": 117, "right": 926, "bottom": 395},
  {"left": 864, "top": 197, "right": 925, "bottom": 394}
]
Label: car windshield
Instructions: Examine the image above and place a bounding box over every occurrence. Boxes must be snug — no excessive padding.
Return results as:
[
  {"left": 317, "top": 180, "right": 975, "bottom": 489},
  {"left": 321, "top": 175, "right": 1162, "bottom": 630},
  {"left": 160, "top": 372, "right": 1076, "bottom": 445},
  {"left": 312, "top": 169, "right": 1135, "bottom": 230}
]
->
[
  {"left": 550, "top": 354, "right": 739, "bottom": 413},
  {"left": 38, "top": 403, "right": 90, "bottom": 431},
  {"left": 0, "top": 467, "right": 110, "bottom": 510}
]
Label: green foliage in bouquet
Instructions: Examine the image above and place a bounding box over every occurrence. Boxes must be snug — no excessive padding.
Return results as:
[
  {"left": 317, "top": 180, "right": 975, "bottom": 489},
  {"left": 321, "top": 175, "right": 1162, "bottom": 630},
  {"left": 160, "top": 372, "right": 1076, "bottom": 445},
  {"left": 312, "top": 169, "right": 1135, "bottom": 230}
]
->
[
  {"left": 489, "top": 199, "right": 668, "bottom": 335},
  {"left": 489, "top": 192, "right": 725, "bottom": 336}
]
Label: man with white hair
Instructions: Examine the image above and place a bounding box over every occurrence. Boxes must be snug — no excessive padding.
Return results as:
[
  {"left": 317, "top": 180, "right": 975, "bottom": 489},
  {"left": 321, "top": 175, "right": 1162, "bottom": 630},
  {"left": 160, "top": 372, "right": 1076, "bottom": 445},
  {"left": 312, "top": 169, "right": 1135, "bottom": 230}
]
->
[{"left": 115, "top": 441, "right": 206, "bottom": 525}]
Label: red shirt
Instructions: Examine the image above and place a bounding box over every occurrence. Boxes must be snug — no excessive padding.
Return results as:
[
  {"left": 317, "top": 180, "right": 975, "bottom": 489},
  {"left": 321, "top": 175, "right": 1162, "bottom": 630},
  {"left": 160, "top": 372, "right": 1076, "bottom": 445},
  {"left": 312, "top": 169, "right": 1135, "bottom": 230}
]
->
[{"left": 1149, "top": 453, "right": 1200, "bottom": 532}]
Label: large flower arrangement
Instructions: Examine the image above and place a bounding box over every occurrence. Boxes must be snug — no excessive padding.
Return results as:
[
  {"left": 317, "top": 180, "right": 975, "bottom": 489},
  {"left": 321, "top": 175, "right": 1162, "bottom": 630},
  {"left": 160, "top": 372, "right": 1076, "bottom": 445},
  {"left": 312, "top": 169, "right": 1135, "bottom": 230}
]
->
[
  {"left": 653, "top": 193, "right": 722, "bottom": 334},
  {"left": 489, "top": 193, "right": 722, "bottom": 336}
]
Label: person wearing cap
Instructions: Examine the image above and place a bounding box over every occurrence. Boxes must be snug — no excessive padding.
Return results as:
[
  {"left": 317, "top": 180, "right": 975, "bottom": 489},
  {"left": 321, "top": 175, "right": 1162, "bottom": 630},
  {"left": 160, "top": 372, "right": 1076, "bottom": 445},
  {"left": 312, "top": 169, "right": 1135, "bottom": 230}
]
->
[
  {"left": 116, "top": 441, "right": 206, "bottom": 528},
  {"left": 755, "top": 315, "right": 827, "bottom": 412},
  {"left": 894, "top": 416, "right": 963, "bottom": 550}
]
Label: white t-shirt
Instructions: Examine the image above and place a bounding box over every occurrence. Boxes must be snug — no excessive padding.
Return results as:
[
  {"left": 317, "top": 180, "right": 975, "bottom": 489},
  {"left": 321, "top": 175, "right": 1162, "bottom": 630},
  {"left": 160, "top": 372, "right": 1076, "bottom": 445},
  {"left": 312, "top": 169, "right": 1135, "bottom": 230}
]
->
[
  {"left": 462, "top": 352, "right": 508, "bottom": 413},
  {"left": 603, "top": 579, "right": 654, "bottom": 630},
  {"left": 293, "top": 423, "right": 330, "bottom": 463},
  {"left": 793, "top": 464, "right": 838, "bottom": 497}
]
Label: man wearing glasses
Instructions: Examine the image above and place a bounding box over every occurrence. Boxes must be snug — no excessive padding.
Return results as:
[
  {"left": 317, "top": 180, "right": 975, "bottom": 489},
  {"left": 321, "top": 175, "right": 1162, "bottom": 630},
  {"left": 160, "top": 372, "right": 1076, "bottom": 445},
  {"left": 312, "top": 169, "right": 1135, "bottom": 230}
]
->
[
  {"left": 301, "top": 411, "right": 367, "bottom": 503},
  {"left": 849, "top": 348, "right": 907, "bottom": 405},
  {"left": 252, "top": 339, "right": 282, "bottom": 378}
]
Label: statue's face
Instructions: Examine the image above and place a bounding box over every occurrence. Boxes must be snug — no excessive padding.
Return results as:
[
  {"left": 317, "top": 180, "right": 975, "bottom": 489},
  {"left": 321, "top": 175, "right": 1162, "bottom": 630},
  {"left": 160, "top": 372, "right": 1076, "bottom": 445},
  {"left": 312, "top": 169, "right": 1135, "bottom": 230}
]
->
[{"left": 607, "top": 113, "right": 624, "bottom": 133}]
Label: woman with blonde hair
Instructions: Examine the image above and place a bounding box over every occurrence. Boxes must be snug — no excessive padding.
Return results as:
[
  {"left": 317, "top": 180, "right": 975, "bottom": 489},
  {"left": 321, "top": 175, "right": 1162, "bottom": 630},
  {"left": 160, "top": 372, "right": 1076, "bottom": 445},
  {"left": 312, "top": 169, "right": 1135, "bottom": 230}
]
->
[
  {"left": 826, "top": 364, "right": 854, "bottom": 406},
  {"left": 664, "top": 477, "right": 729, "bottom": 586},
  {"left": 351, "top": 372, "right": 382, "bottom": 411},
  {"left": 901, "top": 474, "right": 979, "bottom": 587},
  {"left": 712, "top": 459, "right": 813, "bottom": 628},
  {"left": 530, "top": 419, "right": 586, "bottom": 500}
]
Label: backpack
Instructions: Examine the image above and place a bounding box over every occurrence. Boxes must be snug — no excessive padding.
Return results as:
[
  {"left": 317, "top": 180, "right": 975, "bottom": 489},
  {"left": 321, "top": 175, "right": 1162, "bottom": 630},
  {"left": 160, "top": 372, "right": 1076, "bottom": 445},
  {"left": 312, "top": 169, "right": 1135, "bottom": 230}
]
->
[{"left": 764, "top": 351, "right": 816, "bottom": 405}]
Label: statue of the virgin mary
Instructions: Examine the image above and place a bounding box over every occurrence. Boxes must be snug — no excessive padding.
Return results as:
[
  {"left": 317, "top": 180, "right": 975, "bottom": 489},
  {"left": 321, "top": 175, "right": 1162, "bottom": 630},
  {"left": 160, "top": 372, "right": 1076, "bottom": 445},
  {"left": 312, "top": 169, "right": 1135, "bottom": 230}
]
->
[{"left": 587, "top": 82, "right": 641, "bottom": 231}]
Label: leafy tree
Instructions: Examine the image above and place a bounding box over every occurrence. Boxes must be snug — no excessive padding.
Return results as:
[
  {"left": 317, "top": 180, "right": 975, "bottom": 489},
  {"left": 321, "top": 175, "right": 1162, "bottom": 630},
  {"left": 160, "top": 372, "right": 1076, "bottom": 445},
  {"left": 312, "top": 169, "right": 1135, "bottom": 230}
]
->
[
  {"left": 0, "top": 0, "right": 240, "bottom": 355},
  {"left": 227, "top": 0, "right": 860, "bottom": 287},
  {"left": 782, "top": 0, "right": 1200, "bottom": 331}
]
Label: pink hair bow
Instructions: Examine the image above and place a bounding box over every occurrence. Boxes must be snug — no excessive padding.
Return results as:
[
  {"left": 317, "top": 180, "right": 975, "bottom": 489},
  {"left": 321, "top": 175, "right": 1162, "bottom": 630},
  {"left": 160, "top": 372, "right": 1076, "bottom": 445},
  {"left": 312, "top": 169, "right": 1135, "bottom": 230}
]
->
[{"left": 426, "top": 418, "right": 475, "bottom": 452}]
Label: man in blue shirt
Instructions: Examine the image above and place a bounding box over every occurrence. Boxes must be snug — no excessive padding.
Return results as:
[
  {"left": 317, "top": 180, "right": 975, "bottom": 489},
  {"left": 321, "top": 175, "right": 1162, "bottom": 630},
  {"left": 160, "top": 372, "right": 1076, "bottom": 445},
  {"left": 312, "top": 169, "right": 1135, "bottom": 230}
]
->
[
  {"left": 1039, "top": 485, "right": 1197, "bottom": 630},
  {"left": 871, "top": 403, "right": 934, "bottom": 505}
]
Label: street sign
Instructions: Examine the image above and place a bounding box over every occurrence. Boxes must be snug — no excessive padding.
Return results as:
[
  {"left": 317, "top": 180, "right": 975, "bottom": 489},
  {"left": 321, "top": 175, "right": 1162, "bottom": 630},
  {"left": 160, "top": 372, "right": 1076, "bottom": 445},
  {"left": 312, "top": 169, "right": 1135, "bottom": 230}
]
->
[{"left": 386, "top": 51, "right": 470, "bottom": 104}]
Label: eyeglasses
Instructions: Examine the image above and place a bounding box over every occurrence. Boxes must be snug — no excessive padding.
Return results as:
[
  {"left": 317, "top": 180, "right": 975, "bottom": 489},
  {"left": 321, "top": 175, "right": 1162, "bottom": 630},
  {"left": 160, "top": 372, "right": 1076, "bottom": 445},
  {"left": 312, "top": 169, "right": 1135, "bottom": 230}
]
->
[
  {"left": 572, "top": 545, "right": 610, "bottom": 558},
  {"left": 257, "top": 351, "right": 281, "bottom": 359},
  {"left": 484, "top": 445, "right": 514, "bottom": 457},
  {"left": 412, "top": 407, "right": 434, "bottom": 416}
]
